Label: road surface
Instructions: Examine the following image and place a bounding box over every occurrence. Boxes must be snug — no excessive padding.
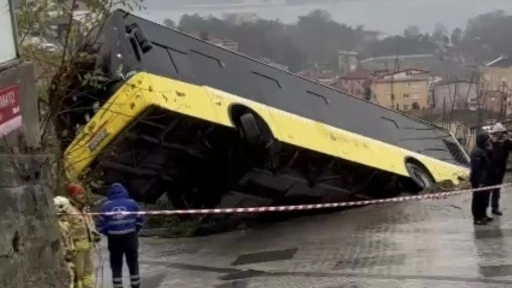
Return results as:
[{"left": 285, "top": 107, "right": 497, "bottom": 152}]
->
[{"left": 96, "top": 188, "right": 512, "bottom": 287}]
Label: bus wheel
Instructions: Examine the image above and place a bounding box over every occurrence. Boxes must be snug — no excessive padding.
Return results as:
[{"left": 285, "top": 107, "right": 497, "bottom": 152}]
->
[
  {"left": 405, "top": 161, "right": 435, "bottom": 191},
  {"left": 239, "top": 112, "right": 261, "bottom": 143}
]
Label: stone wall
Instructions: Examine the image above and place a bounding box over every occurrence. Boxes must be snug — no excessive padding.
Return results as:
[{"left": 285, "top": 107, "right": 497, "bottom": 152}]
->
[{"left": 0, "top": 62, "right": 67, "bottom": 288}]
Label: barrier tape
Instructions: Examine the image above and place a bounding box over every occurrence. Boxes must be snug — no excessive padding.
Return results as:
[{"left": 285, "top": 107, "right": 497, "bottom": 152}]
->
[{"left": 74, "top": 183, "right": 511, "bottom": 217}]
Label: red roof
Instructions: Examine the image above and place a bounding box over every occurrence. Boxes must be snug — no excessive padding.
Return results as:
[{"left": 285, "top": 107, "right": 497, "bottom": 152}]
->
[{"left": 340, "top": 69, "right": 373, "bottom": 80}]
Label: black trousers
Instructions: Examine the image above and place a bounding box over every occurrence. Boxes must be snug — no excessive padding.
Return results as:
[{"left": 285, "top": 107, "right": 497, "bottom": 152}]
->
[
  {"left": 471, "top": 184, "right": 490, "bottom": 220},
  {"left": 490, "top": 173, "right": 505, "bottom": 210},
  {"left": 107, "top": 232, "right": 140, "bottom": 288}
]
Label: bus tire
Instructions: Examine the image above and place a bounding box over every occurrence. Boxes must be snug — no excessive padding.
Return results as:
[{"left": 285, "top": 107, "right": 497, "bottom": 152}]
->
[
  {"left": 239, "top": 113, "right": 261, "bottom": 143},
  {"left": 405, "top": 161, "right": 435, "bottom": 191}
]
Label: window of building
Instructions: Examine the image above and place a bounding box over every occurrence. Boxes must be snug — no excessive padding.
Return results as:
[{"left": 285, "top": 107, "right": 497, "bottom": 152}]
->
[
  {"left": 403, "top": 93, "right": 409, "bottom": 98},
  {"left": 391, "top": 93, "right": 395, "bottom": 101}
]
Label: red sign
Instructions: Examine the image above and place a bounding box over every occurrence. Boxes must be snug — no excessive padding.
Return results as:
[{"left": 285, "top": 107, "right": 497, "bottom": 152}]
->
[{"left": 0, "top": 85, "right": 21, "bottom": 136}]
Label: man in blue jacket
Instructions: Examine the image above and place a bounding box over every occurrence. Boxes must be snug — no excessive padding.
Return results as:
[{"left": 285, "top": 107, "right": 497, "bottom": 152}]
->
[{"left": 96, "top": 183, "right": 144, "bottom": 288}]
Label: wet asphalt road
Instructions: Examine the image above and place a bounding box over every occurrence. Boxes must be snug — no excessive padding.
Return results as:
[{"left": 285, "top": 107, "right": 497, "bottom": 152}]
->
[{"left": 96, "top": 188, "right": 512, "bottom": 287}]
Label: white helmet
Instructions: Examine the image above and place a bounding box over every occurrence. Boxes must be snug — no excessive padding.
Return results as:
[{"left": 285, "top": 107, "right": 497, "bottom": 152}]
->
[
  {"left": 491, "top": 122, "right": 507, "bottom": 134},
  {"left": 53, "top": 196, "right": 70, "bottom": 214}
]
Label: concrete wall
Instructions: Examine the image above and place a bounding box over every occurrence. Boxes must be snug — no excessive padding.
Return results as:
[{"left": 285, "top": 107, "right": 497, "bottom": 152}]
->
[{"left": 0, "top": 62, "right": 67, "bottom": 288}]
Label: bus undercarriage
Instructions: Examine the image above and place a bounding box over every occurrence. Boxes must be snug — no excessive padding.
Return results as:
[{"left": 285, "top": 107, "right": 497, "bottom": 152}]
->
[{"left": 83, "top": 105, "right": 423, "bottom": 211}]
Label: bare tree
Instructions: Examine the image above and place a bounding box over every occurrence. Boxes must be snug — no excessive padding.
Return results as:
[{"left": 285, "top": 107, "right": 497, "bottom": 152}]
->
[{"left": 15, "top": 0, "right": 145, "bottom": 194}]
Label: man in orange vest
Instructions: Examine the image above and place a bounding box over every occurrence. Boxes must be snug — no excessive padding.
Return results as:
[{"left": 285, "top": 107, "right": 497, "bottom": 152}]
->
[{"left": 66, "top": 183, "right": 101, "bottom": 288}]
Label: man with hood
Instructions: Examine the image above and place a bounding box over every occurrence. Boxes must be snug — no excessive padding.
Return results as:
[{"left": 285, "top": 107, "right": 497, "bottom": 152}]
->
[
  {"left": 96, "top": 183, "right": 144, "bottom": 288},
  {"left": 470, "top": 131, "right": 493, "bottom": 225},
  {"left": 488, "top": 122, "right": 512, "bottom": 216}
]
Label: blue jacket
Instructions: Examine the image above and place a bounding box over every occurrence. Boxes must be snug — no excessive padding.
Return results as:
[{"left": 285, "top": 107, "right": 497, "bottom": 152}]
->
[{"left": 96, "top": 183, "right": 144, "bottom": 236}]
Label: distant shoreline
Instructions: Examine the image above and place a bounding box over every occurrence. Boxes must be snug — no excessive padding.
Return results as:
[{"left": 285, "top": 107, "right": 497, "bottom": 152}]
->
[
  {"left": 177, "top": 1, "right": 342, "bottom": 11},
  {"left": 140, "top": 0, "right": 512, "bottom": 35}
]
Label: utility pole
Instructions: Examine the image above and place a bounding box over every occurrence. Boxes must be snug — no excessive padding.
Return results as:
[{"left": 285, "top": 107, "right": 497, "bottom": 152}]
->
[
  {"left": 390, "top": 56, "right": 399, "bottom": 109},
  {"left": 499, "top": 81, "right": 507, "bottom": 120}
]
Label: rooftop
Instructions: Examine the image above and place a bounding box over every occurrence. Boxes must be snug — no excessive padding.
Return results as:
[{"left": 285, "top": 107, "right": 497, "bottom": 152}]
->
[
  {"left": 486, "top": 56, "right": 512, "bottom": 68},
  {"left": 374, "top": 74, "right": 430, "bottom": 83},
  {"left": 361, "top": 54, "right": 435, "bottom": 62},
  {"left": 340, "top": 69, "right": 373, "bottom": 80}
]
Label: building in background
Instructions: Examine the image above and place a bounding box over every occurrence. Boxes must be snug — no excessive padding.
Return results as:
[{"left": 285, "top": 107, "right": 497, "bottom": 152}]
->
[
  {"left": 410, "top": 109, "right": 500, "bottom": 151},
  {"left": 481, "top": 55, "right": 512, "bottom": 91},
  {"left": 481, "top": 56, "right": 512, "bottom": 116},
  {"left": 297, "top": 62, "right": 338, "bottom": 86},
  {"left": 360, "top": 54, "right": 475, "bottom": 81},
  {"left": 430, "top": 80, "right": 478, "bottom": 112},
  {"left": 260, "top": 57, "right": 289, "bottom": 71},
  {"left": 372, "top": 69, "right": 430, "bottom": 111},
  {"left": 360, "top": 30, "right": 389, "bottom": 43},
  {"left": 361, "top": 54, "right": 435, "bottom": 72},
  {"left": 332, "top": 68, "right": 373, "bottom": 100},
  {"left": 337, "top": 50, "right": 359, "bottom": 75},
  {"left": 223, "top": 12, "right": 259, "bottom": 24},
  {"left": 195, "top": 32, "right": 239, "bottom": 51}
]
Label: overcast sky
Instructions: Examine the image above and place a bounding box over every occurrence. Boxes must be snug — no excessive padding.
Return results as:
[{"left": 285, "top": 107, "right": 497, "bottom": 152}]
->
[{"left": 137, "top": 0, "right": 512, "bottom": 35}]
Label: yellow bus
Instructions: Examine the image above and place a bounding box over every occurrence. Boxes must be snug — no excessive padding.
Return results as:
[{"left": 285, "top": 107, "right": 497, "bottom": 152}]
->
[{"left": 59, "top": 10, "right": 469, "bottom": 209}]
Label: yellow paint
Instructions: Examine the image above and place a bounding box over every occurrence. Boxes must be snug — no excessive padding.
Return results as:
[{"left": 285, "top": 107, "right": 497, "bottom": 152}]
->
[{"left": 64, "top": 72, "right": 469, "bottom": 183}]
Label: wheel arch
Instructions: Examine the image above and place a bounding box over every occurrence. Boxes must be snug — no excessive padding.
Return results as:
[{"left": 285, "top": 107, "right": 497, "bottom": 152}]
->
[
  {"left": 228, "top": 103, "right": 277, "bottom": 138},
  {"left": 404, "top": 156, "right": 437, "bottom": 184}
]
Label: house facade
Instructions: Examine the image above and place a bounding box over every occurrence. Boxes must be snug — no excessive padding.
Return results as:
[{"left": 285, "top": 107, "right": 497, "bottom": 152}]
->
[
  {"left": 372, "top": 69, "right": 430, "bottom": 111},
  {"left": 332, "top": 69, "right": 373, "bottom": 100}
]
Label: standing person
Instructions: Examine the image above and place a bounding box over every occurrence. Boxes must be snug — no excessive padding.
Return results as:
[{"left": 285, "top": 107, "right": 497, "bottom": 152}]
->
[
  {"left": 470, "top": 131, "right": 493, "bottom": 225},
  {"left": 54, "top": 196, "right": 76, "bottom": 288},
  {"left": 96, "top": 182, "right": 144, "bottom": 288},
  {"left": 67, "top": 183, "right": 101, "bottom": 288},
  {"left": 488, "top": 122, "right": 512, "bottom": 216}
]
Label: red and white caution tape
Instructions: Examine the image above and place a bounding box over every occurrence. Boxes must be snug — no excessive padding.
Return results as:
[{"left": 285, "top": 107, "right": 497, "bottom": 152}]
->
[{"left": 81, "top": 183, "right": 511, "bottom": 216}]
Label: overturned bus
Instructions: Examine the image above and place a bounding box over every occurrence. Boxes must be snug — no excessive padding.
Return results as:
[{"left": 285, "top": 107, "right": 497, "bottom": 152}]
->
[{"left": 57, "top": 9, "right": 470, "bottom": 211}]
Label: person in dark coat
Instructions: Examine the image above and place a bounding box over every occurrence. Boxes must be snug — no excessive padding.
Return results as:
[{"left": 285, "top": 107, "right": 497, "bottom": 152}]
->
[
  {"left": 488, "top": 122, "right": 512, "bottom": 216},
  {"left": 470, "top": 131, "right": 493, "bottom": 225},
  {"left": 96, "top": 183, "right": 144, "bottom": 288}
]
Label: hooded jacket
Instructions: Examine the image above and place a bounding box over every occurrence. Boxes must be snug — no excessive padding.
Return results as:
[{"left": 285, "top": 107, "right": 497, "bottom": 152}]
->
[
  {"left": 96, "top": 183, "right": 144, "bottom": 236},
  {"left": 470, "top": 132, "right": 492, "bottom": 187},
  {"left": 489, "top": 133, "right": 512, "bottom": 181}
]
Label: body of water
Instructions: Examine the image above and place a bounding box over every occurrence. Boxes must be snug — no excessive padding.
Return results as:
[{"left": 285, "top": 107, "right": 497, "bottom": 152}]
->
[{"left": 136, "top": 0, "right": 512, "bottom": 35}]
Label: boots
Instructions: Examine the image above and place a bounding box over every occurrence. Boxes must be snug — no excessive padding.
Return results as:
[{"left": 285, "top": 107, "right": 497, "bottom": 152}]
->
[{"left": 493, "top": 209, "right": 503, "bottom": 216}]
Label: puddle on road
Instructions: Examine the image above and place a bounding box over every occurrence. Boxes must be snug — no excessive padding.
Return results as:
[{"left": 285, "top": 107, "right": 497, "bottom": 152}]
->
[
  {"left": 215, "top": 280, "right": 249, "bottom": 288},
  {"left": 334, "top": 254, "right": 407, "bottom": 269},
  {"left": 231, "top": 247, "right": 299, "bottom": 266},
  {"left": 473, "top": 228, "right": 509, "bottom": 240},
  {"left": 479, "top": 264, "right": 512, "bottom": 277}
]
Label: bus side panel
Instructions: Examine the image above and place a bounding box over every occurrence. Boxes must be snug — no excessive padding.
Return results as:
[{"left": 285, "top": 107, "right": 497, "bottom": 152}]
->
[
  {"left": 203, "top": 83, "right": 408, "bottom": 177},
  {"left": 147, "top": 75, "right": 224, "bottom": 125},
  {"left": 205, "top": 87, "right": 341, "bottom": 164}
]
